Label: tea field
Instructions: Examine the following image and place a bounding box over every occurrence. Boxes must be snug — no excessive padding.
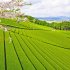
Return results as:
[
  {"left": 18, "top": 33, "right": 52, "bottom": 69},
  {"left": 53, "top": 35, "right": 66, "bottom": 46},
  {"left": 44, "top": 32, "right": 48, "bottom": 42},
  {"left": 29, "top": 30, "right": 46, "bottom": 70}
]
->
[{"left": 0, "top": 18, "right": 70, "bottom": 70}]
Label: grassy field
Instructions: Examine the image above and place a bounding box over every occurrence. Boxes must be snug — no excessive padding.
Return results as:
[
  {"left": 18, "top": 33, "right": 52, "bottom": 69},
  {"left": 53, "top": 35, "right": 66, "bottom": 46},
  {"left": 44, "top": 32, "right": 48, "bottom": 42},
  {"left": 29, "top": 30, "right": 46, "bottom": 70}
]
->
[{"left": 0, "top": 18, "right": 70, "bottom": 70}]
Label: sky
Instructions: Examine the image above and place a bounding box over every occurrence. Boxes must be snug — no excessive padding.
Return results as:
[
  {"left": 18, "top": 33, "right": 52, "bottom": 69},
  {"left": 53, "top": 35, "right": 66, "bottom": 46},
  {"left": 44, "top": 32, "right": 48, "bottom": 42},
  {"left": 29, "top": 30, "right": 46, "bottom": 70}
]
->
[
  {"left": 22, "top": 0, "right": 70, "bottom": 17},
  {"left": 0, "top": 0, "right": 70, "bottom": 17}
]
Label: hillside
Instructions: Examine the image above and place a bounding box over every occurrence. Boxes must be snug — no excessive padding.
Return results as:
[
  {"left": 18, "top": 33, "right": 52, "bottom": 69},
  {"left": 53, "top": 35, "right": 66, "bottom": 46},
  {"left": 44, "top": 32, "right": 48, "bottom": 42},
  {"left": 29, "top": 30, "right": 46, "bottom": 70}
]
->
[{"left": 0, "top": 18, "right": 70, "bottom": 70}]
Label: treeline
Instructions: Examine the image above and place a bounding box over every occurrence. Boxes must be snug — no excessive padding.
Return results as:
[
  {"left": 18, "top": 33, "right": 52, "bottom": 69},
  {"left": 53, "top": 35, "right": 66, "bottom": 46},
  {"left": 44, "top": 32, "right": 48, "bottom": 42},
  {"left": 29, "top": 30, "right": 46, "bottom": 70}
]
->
[
  {"left": 25, "top": 15, "right": 49, "bottom": 26},
  {"left": 49, "top": 21, "right": 70, "bottom": 30},
  {"left": 25, "top": 15, "right": 70, "bottom": 30}
]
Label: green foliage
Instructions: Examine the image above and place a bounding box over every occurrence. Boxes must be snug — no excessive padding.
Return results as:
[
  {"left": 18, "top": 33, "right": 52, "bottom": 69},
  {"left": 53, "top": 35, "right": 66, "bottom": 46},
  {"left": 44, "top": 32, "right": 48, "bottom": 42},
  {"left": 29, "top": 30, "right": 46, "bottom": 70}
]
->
[
  {"left": 25, "top": 15, "right": 70, "bottom": 30},
  {"left": 0, "top": 18, "right": 70, "bottom": 70},
  {"left": 49, "top": 21, "right": 70, "bottom": 30},
  {"left": 25, "top": 15, "right": 49, "bottom": 26}
]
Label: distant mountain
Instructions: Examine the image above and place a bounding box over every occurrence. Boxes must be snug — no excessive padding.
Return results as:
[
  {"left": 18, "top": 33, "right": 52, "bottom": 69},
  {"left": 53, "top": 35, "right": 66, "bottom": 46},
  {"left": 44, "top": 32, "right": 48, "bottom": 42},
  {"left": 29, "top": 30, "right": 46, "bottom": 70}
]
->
[{"left": 36, "top": 16, "right": 70, "bottom": 21}]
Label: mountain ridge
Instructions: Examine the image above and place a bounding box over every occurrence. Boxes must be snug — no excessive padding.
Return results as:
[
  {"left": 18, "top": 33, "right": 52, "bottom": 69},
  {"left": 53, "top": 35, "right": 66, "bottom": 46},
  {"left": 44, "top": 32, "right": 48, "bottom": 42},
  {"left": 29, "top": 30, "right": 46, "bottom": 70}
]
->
[{"left": 36, "top": 16, "right": 70, "bottom": 21}]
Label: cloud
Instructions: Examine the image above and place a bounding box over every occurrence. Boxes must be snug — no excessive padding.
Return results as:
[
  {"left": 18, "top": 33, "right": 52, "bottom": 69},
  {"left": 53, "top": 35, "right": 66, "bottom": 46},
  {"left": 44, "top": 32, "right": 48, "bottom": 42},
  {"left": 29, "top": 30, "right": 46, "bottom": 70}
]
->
[
  {"left": 25, "top": 0, "right": 42, "bottom": 4},
  {"left": 22, "top": 0, "right": 70, "bottom": 17}
]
